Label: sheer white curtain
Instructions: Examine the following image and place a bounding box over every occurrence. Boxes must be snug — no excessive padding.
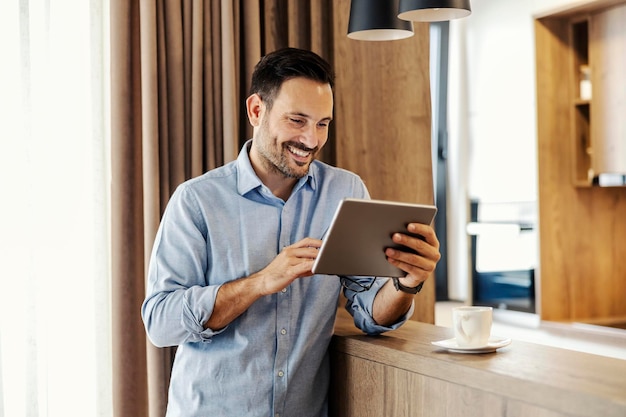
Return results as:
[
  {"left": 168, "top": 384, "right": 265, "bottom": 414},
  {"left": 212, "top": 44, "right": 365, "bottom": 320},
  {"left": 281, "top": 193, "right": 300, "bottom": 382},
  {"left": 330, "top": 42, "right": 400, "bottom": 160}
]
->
[{"left": 0, "top": 1, "right": 112, "bottom": 416}]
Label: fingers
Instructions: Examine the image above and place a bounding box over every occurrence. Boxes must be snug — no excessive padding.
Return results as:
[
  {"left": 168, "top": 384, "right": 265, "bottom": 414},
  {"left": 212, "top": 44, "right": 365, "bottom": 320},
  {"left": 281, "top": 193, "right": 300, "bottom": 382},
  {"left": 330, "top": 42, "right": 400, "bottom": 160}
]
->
[
  {"left": 258, "top": 238, "right": 324, "bottom": 294},
  {"left": 397, "top": 223, "right": 440, "bottom": 255},
  {"left": 385, "top": 224, "right": 441, "bottom": 276},
  {"left": 406, "top": 223, "right": 439, "bottom": 248},
  {"left": 275, "top": 238, "right": 322, "bottom": 277},
  {"left": 287, "top": 237, "right": 322, "bottom": 250},
  {"left": 283, "top": 238, "right": 322, "bottom": 259}
]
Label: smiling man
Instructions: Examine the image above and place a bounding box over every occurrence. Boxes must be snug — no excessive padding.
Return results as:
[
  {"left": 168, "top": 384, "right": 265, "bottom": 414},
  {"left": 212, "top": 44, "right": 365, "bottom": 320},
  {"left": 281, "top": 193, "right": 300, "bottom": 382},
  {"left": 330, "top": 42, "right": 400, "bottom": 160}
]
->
[
  {"left": 247, "top": 75, "right": 333, "bottom": 200},
  {"left": 142, "top": 47, "right": 440, "bottom": 417}
]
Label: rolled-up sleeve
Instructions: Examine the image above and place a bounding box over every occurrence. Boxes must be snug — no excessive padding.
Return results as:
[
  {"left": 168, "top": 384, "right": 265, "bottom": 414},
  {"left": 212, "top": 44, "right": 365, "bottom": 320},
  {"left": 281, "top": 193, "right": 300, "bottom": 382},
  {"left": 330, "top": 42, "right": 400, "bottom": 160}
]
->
[
  {"left": 181, "top": 284, "right": 229, "bottom": 339},
  {"left": 343, "top": 277, "right": 414, "bottom": 335},
  {"left": 141, "top": 185, "right": 224, "bottom": 347}
]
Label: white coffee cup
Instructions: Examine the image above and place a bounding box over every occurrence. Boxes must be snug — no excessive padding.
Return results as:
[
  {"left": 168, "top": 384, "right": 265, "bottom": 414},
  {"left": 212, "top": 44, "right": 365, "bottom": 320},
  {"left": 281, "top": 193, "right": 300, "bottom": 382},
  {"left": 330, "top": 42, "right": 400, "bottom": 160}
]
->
[{"left": 452, "top": 306, "right": 493, "bottom": 348}]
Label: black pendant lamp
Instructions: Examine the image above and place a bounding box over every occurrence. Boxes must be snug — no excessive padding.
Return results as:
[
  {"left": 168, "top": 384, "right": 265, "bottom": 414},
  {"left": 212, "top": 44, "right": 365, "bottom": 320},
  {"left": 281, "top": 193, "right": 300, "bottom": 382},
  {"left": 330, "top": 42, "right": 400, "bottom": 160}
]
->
[
  {"left": 398, "top": 0, "right": 471, "bottom": 22},
  {"left": 348, "top": 0, "right": 414, "bottom": 41}
]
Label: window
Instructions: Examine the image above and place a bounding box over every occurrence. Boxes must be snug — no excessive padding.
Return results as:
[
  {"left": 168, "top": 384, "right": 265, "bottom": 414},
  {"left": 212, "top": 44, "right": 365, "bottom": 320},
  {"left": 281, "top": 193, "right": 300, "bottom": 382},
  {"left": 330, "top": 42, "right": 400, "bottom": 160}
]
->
[{"left": 0, "top": 1, "right": 112, "bottom": 416}]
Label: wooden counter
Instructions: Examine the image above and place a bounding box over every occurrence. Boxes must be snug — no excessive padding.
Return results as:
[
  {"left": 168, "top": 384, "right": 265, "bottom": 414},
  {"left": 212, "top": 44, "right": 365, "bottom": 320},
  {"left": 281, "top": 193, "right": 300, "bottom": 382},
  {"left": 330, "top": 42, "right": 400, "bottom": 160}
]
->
[{"left": 329, "top": 308, "right": 626, "bottom": 417}]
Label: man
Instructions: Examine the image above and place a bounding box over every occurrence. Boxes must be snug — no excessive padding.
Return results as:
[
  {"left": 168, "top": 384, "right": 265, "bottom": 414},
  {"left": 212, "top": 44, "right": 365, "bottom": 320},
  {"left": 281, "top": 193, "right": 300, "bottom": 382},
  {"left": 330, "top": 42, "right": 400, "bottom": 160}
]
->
[{"left": 142, "top": 47, "right": 440, "bottom": 417}]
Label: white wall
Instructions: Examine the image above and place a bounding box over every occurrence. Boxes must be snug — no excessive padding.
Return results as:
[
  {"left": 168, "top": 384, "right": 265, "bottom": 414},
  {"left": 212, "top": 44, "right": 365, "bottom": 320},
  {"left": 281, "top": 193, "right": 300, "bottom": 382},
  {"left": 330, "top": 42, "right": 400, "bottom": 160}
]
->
[{"left": 446, "top": 0, "right": 580, "bottom": 301}]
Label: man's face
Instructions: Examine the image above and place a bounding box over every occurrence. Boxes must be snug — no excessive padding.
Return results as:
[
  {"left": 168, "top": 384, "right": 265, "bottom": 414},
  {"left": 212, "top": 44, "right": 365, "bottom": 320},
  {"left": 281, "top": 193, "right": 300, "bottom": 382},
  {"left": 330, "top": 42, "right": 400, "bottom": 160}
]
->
[{"left": 250, "top": 77, "right": 333, "bottom": 180}]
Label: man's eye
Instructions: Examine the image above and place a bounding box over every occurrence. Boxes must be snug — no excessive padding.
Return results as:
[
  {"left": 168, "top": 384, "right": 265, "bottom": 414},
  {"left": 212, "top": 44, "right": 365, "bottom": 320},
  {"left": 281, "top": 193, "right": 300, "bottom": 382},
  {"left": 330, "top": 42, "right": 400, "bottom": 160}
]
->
[
  {"left": 289, "top": 118, "right": 304, "bottom": 125},
  {"left": 318, "top": 122, "right": 329, "bottom": 128}
]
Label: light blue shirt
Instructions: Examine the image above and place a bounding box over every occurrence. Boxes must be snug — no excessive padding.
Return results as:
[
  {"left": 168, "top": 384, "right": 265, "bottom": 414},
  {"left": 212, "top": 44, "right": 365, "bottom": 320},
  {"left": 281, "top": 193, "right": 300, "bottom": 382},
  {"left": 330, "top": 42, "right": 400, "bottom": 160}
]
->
[{"left": 142, "top": 140, "right": 412, "bottom": 417}]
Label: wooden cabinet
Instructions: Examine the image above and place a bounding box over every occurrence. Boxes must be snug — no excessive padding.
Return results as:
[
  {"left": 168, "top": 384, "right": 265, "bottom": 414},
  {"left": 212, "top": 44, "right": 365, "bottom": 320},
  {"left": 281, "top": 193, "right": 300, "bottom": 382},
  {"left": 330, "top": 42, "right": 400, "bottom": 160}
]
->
[
  {"left": 329, "top": 308, "right": 626, "bottom": 417},
  {"left": 534, "top": 0, "right": 626, "bottom": 322}
]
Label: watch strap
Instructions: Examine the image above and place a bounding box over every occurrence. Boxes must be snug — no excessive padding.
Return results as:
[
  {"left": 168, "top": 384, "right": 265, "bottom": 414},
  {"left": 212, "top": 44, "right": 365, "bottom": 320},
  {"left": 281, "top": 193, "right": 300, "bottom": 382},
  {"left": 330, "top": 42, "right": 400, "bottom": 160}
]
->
[{"left": 392, "top": 277, "right": 424, "bottom": 294}]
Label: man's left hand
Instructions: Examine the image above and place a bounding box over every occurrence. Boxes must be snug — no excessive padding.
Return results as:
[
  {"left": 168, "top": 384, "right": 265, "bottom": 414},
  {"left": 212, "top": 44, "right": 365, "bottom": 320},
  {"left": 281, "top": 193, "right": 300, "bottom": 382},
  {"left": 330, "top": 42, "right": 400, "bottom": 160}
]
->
[{"left": 384, "top": 222, "right": 441, "bottom": 288}]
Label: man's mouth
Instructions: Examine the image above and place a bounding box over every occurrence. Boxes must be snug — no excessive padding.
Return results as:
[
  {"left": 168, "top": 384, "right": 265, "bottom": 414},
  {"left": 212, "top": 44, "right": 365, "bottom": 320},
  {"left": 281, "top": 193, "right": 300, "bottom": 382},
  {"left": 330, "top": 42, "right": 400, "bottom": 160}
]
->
[{"left": 287, "top": 144, "right": 312, "bottom": 158}]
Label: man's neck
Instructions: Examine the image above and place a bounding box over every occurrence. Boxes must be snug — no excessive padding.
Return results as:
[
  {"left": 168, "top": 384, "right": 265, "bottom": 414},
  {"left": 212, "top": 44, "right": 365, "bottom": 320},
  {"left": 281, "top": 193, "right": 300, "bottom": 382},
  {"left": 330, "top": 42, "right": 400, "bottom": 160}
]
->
[
  {"left": 261, "top": 172, "right": 298, "bottom": 201},
  {"left": 247, "top": 141, "right": 302, "bottom": 201}
]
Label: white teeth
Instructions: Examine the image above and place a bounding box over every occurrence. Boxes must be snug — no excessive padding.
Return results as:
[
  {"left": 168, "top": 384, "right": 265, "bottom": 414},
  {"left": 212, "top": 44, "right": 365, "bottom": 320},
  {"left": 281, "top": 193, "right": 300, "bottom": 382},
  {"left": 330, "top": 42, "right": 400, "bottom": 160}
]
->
[{"left": 288, "top": 145, "right": 309, "bottom": 157}]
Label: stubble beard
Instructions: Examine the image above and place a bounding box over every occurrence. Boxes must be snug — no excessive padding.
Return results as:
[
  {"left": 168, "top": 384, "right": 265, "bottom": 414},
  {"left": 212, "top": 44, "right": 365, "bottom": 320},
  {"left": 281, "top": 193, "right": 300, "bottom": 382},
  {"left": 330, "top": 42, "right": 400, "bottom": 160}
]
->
[{"left": 256, "top": 122, "right": 317, "bottom": 180}]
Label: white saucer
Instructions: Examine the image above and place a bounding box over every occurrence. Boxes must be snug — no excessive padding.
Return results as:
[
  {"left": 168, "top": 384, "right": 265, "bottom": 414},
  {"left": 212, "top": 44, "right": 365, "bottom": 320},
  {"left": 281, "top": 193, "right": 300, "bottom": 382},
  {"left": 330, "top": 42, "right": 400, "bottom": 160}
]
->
[{"left": 431, "top": 336, "right": 512, "bottom": 354}]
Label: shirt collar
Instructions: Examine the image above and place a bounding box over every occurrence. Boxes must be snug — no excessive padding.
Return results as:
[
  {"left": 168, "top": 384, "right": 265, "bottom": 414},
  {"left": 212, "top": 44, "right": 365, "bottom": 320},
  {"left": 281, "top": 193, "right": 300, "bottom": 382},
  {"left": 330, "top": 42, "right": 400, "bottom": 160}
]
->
[{"left": 236, "top": 139, "right": 317, "bottom": 197}]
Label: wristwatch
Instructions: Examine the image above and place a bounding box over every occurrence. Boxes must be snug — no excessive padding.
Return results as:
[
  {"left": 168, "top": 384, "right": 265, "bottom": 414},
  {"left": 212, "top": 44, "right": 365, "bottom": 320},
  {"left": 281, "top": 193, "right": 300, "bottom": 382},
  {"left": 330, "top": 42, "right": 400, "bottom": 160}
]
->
[{"left": 392, "top": 277, "right": 424, "bottom": 294}]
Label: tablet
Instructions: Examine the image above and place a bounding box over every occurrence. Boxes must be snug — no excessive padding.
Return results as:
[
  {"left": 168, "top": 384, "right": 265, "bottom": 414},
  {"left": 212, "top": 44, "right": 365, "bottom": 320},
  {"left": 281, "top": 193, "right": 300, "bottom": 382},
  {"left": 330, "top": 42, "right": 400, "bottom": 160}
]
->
[{"left": 312, "top": 198, "right": 437, "bottom": 277}]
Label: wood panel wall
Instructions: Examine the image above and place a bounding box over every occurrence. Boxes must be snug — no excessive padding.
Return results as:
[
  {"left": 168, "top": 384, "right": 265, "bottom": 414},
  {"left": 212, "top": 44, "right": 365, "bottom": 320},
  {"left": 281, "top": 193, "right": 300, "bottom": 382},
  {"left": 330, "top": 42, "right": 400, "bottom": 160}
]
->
[
  {"left": 331, "top": 0, "right": 436, "bottom": 323},
  {"left": 535, "top": 5, "right": 626, "bottom": 322}
]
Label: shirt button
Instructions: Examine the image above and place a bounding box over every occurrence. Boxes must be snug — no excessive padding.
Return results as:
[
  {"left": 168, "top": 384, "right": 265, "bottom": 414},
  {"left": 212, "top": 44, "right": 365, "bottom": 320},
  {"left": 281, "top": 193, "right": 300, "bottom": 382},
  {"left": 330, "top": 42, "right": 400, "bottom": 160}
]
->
[
  {"left": 281, "top": 288, "right": 287, "bottom": 293},
  {"left": 278, "top": 370, "right": 284, "bottom": 377},
  {"left": 280, "top": 328, "right": 287, "bottom": 335}
]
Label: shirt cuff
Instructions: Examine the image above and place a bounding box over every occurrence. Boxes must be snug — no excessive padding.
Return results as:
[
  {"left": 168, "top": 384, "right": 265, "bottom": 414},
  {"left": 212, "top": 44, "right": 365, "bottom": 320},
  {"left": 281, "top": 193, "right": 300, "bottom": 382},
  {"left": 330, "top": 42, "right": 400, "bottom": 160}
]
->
[
  {"left": 345, "top": 278, "right": 414, "bottom": 335},
  {"left": 182, "top": 284, "right": 228, "bottom": 341}
]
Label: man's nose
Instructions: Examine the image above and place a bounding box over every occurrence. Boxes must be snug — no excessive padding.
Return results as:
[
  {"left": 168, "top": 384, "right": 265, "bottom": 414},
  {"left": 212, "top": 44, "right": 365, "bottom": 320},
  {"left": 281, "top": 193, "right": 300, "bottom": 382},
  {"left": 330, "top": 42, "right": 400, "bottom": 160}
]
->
[{"left": 299, "top": 125, "right": 322, "bottom": 149}]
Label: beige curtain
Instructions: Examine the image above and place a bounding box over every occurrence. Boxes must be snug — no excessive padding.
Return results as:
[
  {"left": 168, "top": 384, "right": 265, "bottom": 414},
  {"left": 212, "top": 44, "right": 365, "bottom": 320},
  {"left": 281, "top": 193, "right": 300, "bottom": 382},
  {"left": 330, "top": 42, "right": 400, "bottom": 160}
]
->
[{"left": 109, "top": 1, "right": 332, "bottom": 416}]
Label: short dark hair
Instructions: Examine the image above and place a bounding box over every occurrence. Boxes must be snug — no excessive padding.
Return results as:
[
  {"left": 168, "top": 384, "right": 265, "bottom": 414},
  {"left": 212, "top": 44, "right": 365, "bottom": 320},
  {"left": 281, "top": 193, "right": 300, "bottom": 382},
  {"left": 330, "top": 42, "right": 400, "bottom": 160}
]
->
[{"left": 249, "top": 47, "right": 335, "bottom": 110}]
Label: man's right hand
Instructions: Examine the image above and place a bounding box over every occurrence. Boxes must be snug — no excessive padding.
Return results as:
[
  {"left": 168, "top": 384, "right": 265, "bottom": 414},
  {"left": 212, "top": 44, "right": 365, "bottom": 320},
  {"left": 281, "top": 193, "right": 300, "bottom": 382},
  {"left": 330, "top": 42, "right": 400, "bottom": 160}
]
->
[
  {"left": 205, "top": 237, "right": 321, "bottom": 330},
  {"left": 257, "top": 237, "right": 322, "bottom": 295}
]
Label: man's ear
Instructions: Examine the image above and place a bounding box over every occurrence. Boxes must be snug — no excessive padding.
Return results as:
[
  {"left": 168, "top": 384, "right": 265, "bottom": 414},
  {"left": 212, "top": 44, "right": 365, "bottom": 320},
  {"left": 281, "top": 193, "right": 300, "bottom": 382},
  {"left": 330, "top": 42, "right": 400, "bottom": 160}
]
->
[{"left": 246, "top": 93, "right": 264, "bottom": 127}]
